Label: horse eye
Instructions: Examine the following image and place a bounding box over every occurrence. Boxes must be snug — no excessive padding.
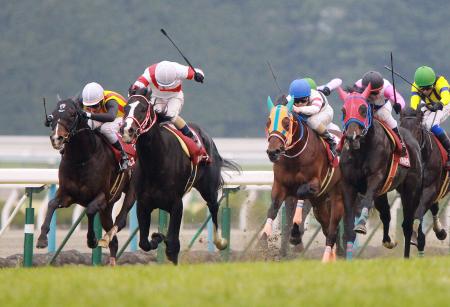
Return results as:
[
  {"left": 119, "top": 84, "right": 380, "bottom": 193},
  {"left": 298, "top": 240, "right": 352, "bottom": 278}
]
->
[
  {"left": 281, "top": 117, "right": 290, "bottom": 130},
  {"left": 266, "top": 118, "right": 271, "bottom": 128},
  {"left": 358, "top": 105, "right": 367, "bottom": 118}
]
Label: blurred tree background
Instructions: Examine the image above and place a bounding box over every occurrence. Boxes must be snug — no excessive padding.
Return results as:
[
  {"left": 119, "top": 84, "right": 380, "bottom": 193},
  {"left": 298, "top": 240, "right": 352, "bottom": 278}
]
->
[{"left": 1, "top": 0, "right": 449, "bottom": 137}]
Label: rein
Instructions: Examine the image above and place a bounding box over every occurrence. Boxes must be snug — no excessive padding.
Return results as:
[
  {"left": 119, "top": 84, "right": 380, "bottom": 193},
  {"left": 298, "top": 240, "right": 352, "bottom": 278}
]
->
[{"left": 57, "top": 110, "right": 91, "bottom": 143}]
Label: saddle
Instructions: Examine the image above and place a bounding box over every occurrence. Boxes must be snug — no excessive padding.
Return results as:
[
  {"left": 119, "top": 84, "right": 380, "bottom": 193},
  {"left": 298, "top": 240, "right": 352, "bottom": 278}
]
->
[
  {"left": 319, "top": 137, "right": 339, "bottom": 168},
  {"left": 108, "top": 134, "right": 137, "bottom": 167},
  {"left": 162, "top": 124, "right": 210, "bottom": 165},
  {"left": 432, "top": 134, "right": 450, "bottom": 170}
]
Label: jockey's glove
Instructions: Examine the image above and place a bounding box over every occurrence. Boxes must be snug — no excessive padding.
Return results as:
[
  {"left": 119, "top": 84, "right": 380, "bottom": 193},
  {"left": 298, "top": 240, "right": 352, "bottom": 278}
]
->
[
  {"left": 393, "top": 102, "right": 402, "bottom": 114},
  {"left": 81, "top": 111, "right": 91, "bottom": 119},
  {"left": 320, "top": 86, "right": 331, "bottom": 96},
  {"left": 427, "top": 101, "right": 443, "bottom": 112},
  {"left": 194, "top": 72, "right": 204, "bottom": 83}
]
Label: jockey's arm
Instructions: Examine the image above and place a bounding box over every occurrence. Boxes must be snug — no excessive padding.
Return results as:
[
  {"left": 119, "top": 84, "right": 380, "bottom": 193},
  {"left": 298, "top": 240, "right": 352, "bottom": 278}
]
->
[
  {"left": 410, "top": 84, "right": 423, "bottom": 110},
  {"left": 293, "top": 97, "right": 322, "bottom": 115},
  {"left": 89, "top": 100, "right": 118, "bottom": 122},
  {"left": 384, "top": 82, "right": 405, "bottom": 109},
  {"left": 436, "top": 76, "right": 450, "bottom": 106}
]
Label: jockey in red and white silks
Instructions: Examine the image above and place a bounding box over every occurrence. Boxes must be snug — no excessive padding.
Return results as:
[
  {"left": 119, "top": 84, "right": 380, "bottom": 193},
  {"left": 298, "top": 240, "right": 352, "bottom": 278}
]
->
[{"left": 129, "top": 60, "right": 205, "bottom": 147}]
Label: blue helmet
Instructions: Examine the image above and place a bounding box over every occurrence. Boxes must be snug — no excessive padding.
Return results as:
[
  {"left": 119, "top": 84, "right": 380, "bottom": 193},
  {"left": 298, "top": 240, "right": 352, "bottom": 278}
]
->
[{"left": 289, "top": 79, "right": 311, "bottom": 98}]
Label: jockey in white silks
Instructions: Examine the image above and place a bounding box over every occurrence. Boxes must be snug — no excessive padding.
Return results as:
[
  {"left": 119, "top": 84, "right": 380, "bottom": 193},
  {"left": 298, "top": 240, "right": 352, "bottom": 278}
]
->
[{"left": 129, "top": 60, "right": 205, "bottom": 148}]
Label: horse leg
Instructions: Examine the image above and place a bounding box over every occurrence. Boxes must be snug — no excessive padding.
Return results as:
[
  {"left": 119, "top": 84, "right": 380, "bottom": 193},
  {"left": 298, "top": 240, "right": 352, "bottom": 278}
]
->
[
  {"left": 417, "top": 219, "right": 426, "bottom": 257},
  {"left": 99, "top": 209, "right": 118, "bottom": 266},
  {"left": 291, "top": 200, "right": 312, "bottom": 250},
  {"left": 342, "top": 182, "right": 357, "bottom": 260},
  {"left": 374, "top": 194, "right": 397, "bottom": 249},
  {"left": 86, "top": 194, "right": 107, "bottom": 249},
  {"left": 36, "top": 193, "right": 73, "bottom": 248},
  {"left": 411, "top": 187, "right": 436, "bottom": 246},
  {"left": 400, "top": 193, "right": 416, "bottom": 259},
  {"left": 165, "top": 200, "right": 183, "bottom": 265},
  {"left": 430, "top": 202, "right": 447, "bottom": 240},
  {"left": 322, "top": 188, "right": 344, "bottom": 263},
  {"left": 137, "top": 200, "right": 155, "bottom": 252},
  {"left": 280, "top": 196, "right": 295, "bottom": 257},
  {"left": 261, "top": 182, "right": 286, "bottom": 247}
]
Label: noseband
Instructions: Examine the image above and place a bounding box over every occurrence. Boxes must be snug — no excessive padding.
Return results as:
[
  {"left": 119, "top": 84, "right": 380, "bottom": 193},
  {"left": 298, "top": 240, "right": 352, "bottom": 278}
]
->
[
  {"left": 55, "top": 109, "right": 89, "bottom": 143},
  {"left": 125, "top": 95, "right": 157, "bottom": 139}
]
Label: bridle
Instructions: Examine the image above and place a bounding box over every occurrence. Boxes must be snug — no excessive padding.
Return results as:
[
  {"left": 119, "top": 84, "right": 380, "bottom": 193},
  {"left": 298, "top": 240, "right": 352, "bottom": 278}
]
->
[
  {"left": 268, "top": 112, "right": 308, "bottom": 158},
  {"left": 124, "top": 95, "right": 157, "bottom": 141},
  {"left": 54, "top": 108, "right": 90, "bottom": 143}
]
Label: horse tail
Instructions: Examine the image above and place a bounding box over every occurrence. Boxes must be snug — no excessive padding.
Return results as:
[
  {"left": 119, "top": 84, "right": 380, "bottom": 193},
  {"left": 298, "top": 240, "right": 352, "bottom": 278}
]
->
[{"left": 209, "top": 140, "right": 241, "bottom": 190}]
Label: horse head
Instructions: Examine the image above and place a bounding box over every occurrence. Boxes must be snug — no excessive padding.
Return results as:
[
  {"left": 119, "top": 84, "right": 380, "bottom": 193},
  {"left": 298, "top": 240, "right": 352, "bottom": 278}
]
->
[
  {"left": 400, "top": 105, "right": 424, "bottom": 141},
  {"left": 265, "top": 95, "right": 296, "bottom": 162},
  {"left": 48, "top": 97, "right": 86, "bottom": 150},
  {"left": 121, "top": 87, "right": 156, "bottom": 143},
  {"left": 337, "top": 85, "right": 372, "bottom": 150}
]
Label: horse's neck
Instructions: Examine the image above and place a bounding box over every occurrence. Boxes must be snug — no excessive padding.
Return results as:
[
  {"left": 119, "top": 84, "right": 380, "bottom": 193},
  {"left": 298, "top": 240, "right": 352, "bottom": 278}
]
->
[
  {"left": 286, "top": 121, "right": 321, "bottom": 164},
  {"left": 64, "top": 130, "right": 98, "bottom": 163},
  {"left": 137, "top": 125, "right": 165, "bottom": 173}
]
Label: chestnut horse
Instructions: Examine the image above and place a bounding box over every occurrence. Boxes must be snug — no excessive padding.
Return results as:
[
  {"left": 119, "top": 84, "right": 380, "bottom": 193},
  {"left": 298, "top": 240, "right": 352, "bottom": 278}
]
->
[
  {"left": 38, "top": 98, "right": 136, "bottom": 265},
  {"left": 338, "top": 85, "right": 422, "bottom": 259},
  {"left": 265, "top": 96, "right": 344, "bottom": 262},
  {"left": 120, "top": 88, "right": 239, "bottom": 265},
  {"left": 400, "top": 106, "right": 448, "bottom": 254}
]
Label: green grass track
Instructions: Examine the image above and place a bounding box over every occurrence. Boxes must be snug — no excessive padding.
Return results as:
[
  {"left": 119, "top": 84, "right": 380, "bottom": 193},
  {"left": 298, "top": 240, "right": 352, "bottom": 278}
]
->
[{"left": 1, "top": 257, "right": 449, "bottom": 307}]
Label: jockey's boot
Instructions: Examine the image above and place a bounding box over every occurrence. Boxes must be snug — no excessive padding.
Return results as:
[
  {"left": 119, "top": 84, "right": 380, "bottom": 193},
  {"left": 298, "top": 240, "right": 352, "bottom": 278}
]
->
[
  {"left": 112, "top": 141, "right": 130, "bottom": 170},
  {"left": 181, "top": 125, "right": 202, "bottom": 149},
  {"left": 321, "top": 130, "right": 337, "bottom": 157},
  {"left": 436, "top": 132, "right": 450, "bottom": 169},
  {"left": 392, "top": 127, "right": 407, "bottom": 157}
]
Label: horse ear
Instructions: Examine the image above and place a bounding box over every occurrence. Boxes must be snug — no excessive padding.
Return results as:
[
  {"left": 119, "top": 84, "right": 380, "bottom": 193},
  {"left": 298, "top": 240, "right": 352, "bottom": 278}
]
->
[
  {"left": 362, "top": 83, "right": 372, "bottom": 99},
  {"left": 286, "top": 96, "right": 294, "bottom": 111},
  {"left": 267, "top": 96, "right": 274, "bottom": 112},
  {"left": 337, "top": 87, "right": 348, "bottom": 102}
]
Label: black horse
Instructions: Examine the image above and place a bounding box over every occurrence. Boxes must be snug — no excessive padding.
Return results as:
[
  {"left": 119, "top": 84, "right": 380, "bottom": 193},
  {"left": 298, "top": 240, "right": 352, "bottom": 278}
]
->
[
  {"left": 400, "top": 106, "right": 448, "bottom": 253},
  {"left": 37, "top": 98, "right": 136, "bottom": 265},
  {"left": 120, "top": 88, "right": 240, "bottom": 265},
  {"left": 337, "top": 86, "right": 422, "bottom": 258}
]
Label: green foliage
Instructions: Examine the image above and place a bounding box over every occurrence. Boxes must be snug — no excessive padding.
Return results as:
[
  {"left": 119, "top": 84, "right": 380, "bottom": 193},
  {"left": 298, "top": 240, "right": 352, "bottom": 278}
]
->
[
  {"left": 1, "top": 258, "right": 450, "bottom": 306},
  {"left": 1, "top": 0, "right": 449, "bottom": 136}
]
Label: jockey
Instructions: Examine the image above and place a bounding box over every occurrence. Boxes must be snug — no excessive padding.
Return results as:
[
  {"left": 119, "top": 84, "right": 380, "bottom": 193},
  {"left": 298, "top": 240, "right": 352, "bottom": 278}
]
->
[
  {"left": 288, "top": 79, "right": 337, "bottom": 156},
  {"left": 129, "top": 60, "right": 205, "bottom": 148},
  {"left": 81, "top": 82, "right": 130, "bottom": 170},
  {"left": 410, "top": 66, "right": 450, "bottom": 167},
  {"left": 355, "top": 71, "right": 407, "bottom": 156}
]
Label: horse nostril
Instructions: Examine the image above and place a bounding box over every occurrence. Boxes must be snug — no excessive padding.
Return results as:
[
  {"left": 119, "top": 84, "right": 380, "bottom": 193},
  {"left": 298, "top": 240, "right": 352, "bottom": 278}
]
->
[
  {"left": 57, "top": 136, "right": 63, "bottom": 141},
  {"left": 129, "top": 127, "right": 135, "bottom": 134}
]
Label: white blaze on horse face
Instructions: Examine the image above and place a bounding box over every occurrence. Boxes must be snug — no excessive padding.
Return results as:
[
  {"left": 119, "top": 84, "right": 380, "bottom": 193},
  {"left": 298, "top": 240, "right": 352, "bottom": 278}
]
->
[
  {"left": 123, "top": 101, "right": 140, "bottom": 140},
  {"left": 51, "top": 121, "right": 64, "bottom": 150}
]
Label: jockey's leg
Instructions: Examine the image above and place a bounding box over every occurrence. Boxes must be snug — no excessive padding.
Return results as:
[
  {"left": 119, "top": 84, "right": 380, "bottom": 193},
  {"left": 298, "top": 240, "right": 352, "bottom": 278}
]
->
[
  {"left": 173, "top": 116, "right": 202, "bottom": 149},
  {"left": 100, "top": 119, "right": 129, "bottom": 170},
  {"left": 375, "top": 103, "right": 406, "bottom": 156},
  {"left": 308, "top": 105, "right": 337, "bottom": 156}
]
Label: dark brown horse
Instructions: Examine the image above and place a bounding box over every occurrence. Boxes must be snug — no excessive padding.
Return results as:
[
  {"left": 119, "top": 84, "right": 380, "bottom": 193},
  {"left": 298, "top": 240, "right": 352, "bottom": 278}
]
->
[
  {"left": 400, "top": 106, "right": 448, "bottom": 254},
  {"left": 338, "top": 86, "right": 422, "bottom": 259},
  {"left": 265, "top": 96, "right": 344, "bottom": 262},
  {"left": 37, "top": 98, "right": 136, "bottom": 265},
  {"left": 120, "top": 88, "right": 239, "bottom": 265}
]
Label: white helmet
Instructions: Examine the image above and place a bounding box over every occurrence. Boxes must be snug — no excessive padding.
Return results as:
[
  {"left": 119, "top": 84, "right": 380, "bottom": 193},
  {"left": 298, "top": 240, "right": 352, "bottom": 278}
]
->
[
  {"left": 82, "top": 82, "right": 104, "bottom": 106},
  {"left": 155, "top": 61, "right": 178, "bottom": 87}
]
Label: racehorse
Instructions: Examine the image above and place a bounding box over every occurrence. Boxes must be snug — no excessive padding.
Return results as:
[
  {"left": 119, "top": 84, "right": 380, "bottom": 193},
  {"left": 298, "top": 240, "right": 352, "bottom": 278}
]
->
[
  {"left": 338, "top": 85, "right": 422, "bottom": 258},
  {"left": 37, "top": 98, "right": 136, "bottom": 265},
  {"left": 265, "top": 95, "right": 344, "bottom": 262},
  {"left": 120, "top": 88, "right": 240, "bottom": 265},
  {"left": 400, "top": 106, "right": 448, "bottom": 253}
]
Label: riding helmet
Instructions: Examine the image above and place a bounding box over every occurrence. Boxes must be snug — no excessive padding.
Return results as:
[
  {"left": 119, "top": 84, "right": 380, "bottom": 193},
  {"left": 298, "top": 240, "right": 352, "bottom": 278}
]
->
[
  {"left": 361, "top": 71, "right": 384, "bottom": 91},
  {"left": 82, "top": 82, "right": 104, "bottom": 106},
  {"left": 289, "top": 79, "right": 311, "bottom": 98},
  {"left": 155, "top": 61, "right": 178, "bottom": 87},
  {"left": 414, "top": 66, "right": 436, "bottom": 87}
]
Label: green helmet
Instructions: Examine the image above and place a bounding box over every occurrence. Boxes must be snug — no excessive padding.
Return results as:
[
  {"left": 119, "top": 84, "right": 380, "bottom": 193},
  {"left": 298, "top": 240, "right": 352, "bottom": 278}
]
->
[
  {"left": 303, "top": 77, "right": 317, "bottom": 90},
  {"left": 414, "top": 66, "right": 436, "bottom": 87}
]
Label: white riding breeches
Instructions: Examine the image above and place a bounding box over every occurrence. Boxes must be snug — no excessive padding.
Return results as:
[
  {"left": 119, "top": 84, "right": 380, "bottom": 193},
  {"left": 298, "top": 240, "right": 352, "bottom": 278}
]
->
[
  {"left": 88, "top": 117, "right": 122, "bottom": 143},
  {"left": 307, "top": 104, "right": 334, "bottom": 131},
  {"left": 152, "top": 91, "right": 185, "bottom": 122},
  {"left": 374, "top": 102, "right": 397, "bottom": 129},
  {"left": 421, "top": 103, "right": 450, "bottom": 130}
]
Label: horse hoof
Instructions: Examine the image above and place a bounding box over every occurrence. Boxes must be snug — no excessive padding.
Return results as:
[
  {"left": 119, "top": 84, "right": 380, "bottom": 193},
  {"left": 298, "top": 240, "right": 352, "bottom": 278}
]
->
[
  {"left": 97, "top": 239, "right": 109, "bottom": 248},
  {"left": 109, "top": 257, "right": 116, "bottom": 266},
  {"left": 139, "top": 240, "right": 152, "bottom": 252},
  {"left": 166, "top": 253, "right": 179, "bottom": 265},
  {"left": 383, "top": 241, "right": 398, "bottom": 249},
  {"left": 87, "top": 238, "right": 98, "bottom": 249},
  {"left": 435, "top": 229, "right": 447, "bottom": 241},
  {"left": 151, "top": 232, "right": 166, "bottom": 244},
  {"left": 289, "top": 236, "right": 302, "bottom": 246},
  {"left": 258, "top": 233, "right": 269, "bottom": 250},
  {"left": 215, "top": 238, "right": 228, "bottom": 250},
  {"left": 353, "top": 224, "right": 367, "bottom": 235},
  {"left": 36, "top": 238, "right": 48, "bottom": 249}
]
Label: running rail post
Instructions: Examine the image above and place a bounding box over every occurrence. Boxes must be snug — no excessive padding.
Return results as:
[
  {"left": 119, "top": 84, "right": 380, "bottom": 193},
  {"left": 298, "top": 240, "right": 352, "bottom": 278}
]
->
[
  {"left": 48, "top": 184, "right": 57, "bottom": 253},
  {"left": 157, "top": 210, "right": 168, "bottom": 263},
  {"left": 221, "top": 189, "right": 232, "bottom": 261},
  {"left": 129, "top": 202, "right": 138, "bottom": 251},
  {"left": 23, "top": 186, "right": 45, "bottom": 267},
  {"left": 92, "top": 213, "right": 102, "bottom": 266}
]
